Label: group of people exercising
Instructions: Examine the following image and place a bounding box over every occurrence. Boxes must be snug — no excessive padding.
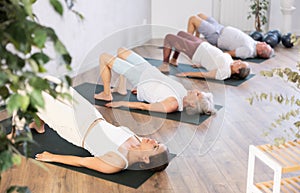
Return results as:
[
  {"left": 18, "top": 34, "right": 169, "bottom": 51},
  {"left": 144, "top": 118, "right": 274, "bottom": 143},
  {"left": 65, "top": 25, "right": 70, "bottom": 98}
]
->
[{"left": 12, "top": 13, "right": 274, "bottom": 174}]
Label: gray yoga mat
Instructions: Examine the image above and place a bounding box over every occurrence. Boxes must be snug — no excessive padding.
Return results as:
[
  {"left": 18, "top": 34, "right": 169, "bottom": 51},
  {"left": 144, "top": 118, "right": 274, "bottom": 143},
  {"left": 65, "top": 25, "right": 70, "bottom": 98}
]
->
[
  {"left": 144, "top": 58, "right": 255, "bottom": 87},
  {"left": 74, "top": 83, "right": 222, "bottom": 125},
  {"left": 2, "top": 118, "right": 176, "bottom": 189}
]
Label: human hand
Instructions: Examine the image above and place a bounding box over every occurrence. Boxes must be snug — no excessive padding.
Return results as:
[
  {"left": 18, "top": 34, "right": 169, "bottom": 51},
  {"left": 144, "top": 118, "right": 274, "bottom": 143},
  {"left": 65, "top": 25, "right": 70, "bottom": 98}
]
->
[
  {"left": 105, "top": 101, "right": 126, "bottom": 108},
  {"left": 176, "top": 72, "right": 189, "bottom": 77},
  {"left": 192, "top": 64, "right": 201, "bottom": 68},
  {"left": 35, "top": 151, "right": 55, "bottom": 162}
]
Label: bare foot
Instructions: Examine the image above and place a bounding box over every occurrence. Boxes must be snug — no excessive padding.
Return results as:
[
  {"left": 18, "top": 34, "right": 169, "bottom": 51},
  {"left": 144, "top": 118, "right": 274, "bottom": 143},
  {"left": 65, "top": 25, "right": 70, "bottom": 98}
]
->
[
  {"left": 94, "top": 92, "right": 113, "bottom": 101},
  {"left": 29, "top": 121, "right": 45, "bottom": 134},
  {"left": 158, "top": 62, "right": 170, "bottom": 73},
  {"left": 170, "top": 58, "right": 178, "bottom": 66},
  {"left": 112, "top": 87, "right": 127, "bottom": 95}
]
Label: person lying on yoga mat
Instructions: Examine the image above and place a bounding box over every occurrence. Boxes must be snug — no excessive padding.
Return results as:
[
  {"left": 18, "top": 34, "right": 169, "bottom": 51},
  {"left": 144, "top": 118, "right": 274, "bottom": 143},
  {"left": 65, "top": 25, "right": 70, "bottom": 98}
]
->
[
  {"left": 187, "top": 13, "right": 274, "bottom": 59},
  {"left": 94, "top": 47, "right": 216, "bottom": 115},
  {"left": 20, "top": 76, "right": 170, "bottom": 174},
  {"left": 159, "top": 31, "right": 250, "bottom": 80}
]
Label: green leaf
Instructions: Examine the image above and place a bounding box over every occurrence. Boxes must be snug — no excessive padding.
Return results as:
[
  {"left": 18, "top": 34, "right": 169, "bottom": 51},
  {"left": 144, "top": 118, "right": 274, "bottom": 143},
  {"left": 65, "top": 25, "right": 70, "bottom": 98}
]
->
[
  {"left": 32, "top": 28, "right": 47, "bottom": 48},
  {"left": 50, "top": 0, "right": 64, "bottom": 15},
  {"left": 0, "top": 86, "right": 9, "bottom": 99},
  {"left": 19, "top": 94, "right": 30, "bottom": 111},
  {"left": 62, "top": 54, "right": 72, "bottom": 66},
  {"left": 260, "top": 93, "right": 268, "bottom": 100},
  {"left": 29, "top": 77, "right": 49, "bottom": 90},
  {"left": 0, "top": 150, "right": 14, "bottom": 173},
  {"left": 21, "top": 0, "right": 33, "bottom": 18},
  {"left": 296, "top": 99, "right": 300, "bottom": 106},
  {"left": 6, "top": 93, "right": 23, "bottom": 114},
  {"left": 30, "top": 89, "right": 44, "bottom": 108},
  {"left": 28, "top": 58, "right": 39, "bottom": 73},
  {"left": 54, "top": 40, "right": 68, "bottom": 55},
  {"left": 294, "top": 121, "right": 300, "bottom": 128},
  {"left": 11, "top": 154, "right": 22, "bottom": 165},
  {"left": 31, "top": 53, "right": 50, "bottom": 66}
]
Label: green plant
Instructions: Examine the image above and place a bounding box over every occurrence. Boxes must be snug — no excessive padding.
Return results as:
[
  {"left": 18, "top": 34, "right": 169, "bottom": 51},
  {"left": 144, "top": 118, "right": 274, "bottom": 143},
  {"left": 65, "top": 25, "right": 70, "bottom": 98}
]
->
[
  {"left": 247, "top": 0, "right": 270, "bottom": 32},
  {"left": 247, "top": 35, "right": 300, "bottom": 145},
  {"left": 0, "top": 0, "right": 81, "bottom": 192}
]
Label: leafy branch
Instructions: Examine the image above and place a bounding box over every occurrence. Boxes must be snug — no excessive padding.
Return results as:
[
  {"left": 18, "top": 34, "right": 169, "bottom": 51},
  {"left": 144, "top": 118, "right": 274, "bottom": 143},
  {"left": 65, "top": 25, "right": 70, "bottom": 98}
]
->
[
  {"left": 0, "top": 0, "right": 82, "bottom": 192},
  {"left": 247, "top": 36, "right": 300, "bottom": 145}
]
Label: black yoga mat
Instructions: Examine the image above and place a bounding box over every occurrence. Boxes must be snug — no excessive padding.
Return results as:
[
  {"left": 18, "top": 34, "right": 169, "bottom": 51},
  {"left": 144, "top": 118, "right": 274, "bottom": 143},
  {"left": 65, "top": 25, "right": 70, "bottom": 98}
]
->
[
  {"left": 74, "top": 83, "right": 222, "bottom": 125},
  {"left": 144, "top": 58, "right": 255, "bottom": 87},
  {"left": 2, "top": 118, "right": 176, "bottom": 189},
  {"left": 233, "top": 57, "right": 267, "bottom": 64}
]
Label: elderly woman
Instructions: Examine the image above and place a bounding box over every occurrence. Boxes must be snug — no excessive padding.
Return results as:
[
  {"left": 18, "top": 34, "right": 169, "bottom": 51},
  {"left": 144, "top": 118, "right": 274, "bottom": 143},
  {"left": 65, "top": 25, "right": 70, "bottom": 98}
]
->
[
  {"left": 94, "top": 47, "right": 216, "bottom": 115},
  {"left": 187, "top": 13, "right": 274, "bottom": 59},
  {"left": 159, "top": 31, "right": 250, "bottom": 81},
  {"left": 26, "top": 76, "right": 170, "bottom": 174}
]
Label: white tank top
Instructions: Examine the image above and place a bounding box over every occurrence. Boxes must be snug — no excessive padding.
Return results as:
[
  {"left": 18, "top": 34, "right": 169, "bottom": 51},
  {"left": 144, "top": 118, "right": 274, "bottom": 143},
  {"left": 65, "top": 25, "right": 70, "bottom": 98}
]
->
[
  {"left": 83, "top": 121, "right": 134, "bottom": 168},
  {"left": 37, "top": 87, "right": 133, "bottom": 168}
]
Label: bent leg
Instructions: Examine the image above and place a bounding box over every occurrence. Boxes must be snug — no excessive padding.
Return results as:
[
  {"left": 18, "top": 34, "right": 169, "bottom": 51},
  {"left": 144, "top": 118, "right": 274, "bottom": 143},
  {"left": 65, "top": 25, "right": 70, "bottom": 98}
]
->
[
  {"left": 117, "top": 47, "right": 148, "bottom": 66},
  {"left": 197, "top": 13, "right": 209, "bottom": 21},
  {"left": 187, "top": 15, "right": 204, "bottom": 37},
  {"left": 164, "top": 34, "right": 200, "bottom": 59},
  {"left": 177, "top": 31, "right": 204, "bottom": 43},
  {"left": 94, "top": 53, "right": 116, "bottom": 101}
]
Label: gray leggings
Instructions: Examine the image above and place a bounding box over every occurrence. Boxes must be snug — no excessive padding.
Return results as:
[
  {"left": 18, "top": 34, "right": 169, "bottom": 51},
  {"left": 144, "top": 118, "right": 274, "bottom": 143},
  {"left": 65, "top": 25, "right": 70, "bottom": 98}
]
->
[{"left": 163, "top": 31, "right": 204, "bottom": 59}]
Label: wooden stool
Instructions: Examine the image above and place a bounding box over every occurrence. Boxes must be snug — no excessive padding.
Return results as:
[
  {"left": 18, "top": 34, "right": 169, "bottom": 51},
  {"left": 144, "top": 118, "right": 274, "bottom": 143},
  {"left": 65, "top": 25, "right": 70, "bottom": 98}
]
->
[{"left": 246, "top": 141, "right": 300, "bottom": 193}]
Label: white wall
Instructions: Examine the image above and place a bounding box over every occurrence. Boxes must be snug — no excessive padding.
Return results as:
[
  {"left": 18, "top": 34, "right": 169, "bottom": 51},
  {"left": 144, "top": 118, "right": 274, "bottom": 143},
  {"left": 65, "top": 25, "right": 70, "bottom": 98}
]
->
[
  {"left": 269, "top": 0, "right": 300, "bottom": 35},
  {"left": 151, "top": 0, "right": 212, "bottom": 38},
  {"left": 33, "top": 0, "right": 151, "bottom": 77},
  {"left": 151, "top": 0, "right": 300, "bottom": 35}
]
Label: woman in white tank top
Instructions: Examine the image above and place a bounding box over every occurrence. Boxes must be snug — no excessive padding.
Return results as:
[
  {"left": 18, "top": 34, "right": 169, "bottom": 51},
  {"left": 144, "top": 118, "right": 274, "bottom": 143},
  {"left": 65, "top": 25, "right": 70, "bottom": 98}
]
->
[{"left": 21, "top": 76, "right": 170, "bottom": 174}]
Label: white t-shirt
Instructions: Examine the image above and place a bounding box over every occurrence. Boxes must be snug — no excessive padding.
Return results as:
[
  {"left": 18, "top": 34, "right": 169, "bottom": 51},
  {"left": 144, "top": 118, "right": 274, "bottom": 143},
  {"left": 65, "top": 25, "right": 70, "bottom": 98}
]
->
[
  {"left": 192, "top": 42, "right": 232, "bottom": 80},
  {"left": 136, "top": 65, "right": 187, "bottom": 111},
  {"left": 217, "top": 26, "right": 257, "bottom": 59}
]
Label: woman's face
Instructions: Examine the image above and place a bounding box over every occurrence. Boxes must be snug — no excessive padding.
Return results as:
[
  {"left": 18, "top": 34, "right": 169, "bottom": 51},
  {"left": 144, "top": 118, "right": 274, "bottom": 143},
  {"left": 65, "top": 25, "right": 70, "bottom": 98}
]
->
[{"left": 135, "top": 137, "right": 167, "bottom": 158}]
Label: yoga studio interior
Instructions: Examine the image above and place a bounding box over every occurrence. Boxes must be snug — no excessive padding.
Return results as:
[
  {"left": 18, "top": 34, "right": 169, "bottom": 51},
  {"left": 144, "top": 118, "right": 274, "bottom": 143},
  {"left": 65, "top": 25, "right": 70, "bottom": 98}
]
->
[{"left": 1, "top": 1, "right": 300, "bottom": 193}]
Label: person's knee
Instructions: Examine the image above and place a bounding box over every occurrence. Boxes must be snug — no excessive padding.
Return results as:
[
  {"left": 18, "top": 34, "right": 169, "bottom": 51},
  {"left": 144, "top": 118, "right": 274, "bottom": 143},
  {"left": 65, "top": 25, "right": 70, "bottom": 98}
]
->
[
  {"left": 197, "top": 13, "right": 208, "bottom": 20},
  {"left": 164, "top": 34, "right": 176, "bottom": 48},
  {"left": 99, "top": 53, "right": 114, "bottom": 67},
  {"left": 188, "top": 15, "right": 198, "bottom": 24}
]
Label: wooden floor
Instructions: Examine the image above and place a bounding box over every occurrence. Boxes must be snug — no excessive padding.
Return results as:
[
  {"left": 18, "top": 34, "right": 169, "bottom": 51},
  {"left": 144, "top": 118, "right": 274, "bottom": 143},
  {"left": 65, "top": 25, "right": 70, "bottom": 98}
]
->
[{"left": 1, "top": 40, "right": 300, "bottom": 193}]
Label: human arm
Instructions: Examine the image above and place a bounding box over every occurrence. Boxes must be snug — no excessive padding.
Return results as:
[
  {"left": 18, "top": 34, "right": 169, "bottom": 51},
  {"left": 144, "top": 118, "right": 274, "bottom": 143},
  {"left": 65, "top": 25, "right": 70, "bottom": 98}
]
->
[
  {"left": 176, "top": 69, "right": 217, "bottom": 80},
  {"left": 105, "top": 97, "right": 179, "bottom": 113},
  {"left": 225, "top": 50, "right": 236, "bottom": 58},
  {"left": 35, "top": 151, "right": 122, "bottom": 174}
]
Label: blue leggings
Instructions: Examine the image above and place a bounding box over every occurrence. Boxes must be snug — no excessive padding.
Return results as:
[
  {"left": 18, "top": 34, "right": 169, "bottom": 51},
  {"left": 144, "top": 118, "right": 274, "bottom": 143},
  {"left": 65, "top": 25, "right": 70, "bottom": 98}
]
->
[{"left": 112, "top": 51, "right": 149, "bottom": 86}]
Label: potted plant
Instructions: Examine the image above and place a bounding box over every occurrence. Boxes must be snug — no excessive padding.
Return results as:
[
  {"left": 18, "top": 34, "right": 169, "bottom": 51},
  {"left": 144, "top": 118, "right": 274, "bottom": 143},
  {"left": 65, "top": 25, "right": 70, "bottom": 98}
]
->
[
  {"left": 247, "top": 35, "right": 300, "bottom": 145},
  {"left": 247, "top": 0, "right": 270, "bottom": 32},
  {"left": 0, "top": 0, "right": 81, "bottom": 192}
]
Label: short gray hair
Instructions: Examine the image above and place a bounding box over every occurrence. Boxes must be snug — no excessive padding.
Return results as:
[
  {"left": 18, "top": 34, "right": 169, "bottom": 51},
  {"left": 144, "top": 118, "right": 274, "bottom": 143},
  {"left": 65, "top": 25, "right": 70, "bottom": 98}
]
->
[{"left": 185, "top": 92, "right": 216, "bottom": 115}]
